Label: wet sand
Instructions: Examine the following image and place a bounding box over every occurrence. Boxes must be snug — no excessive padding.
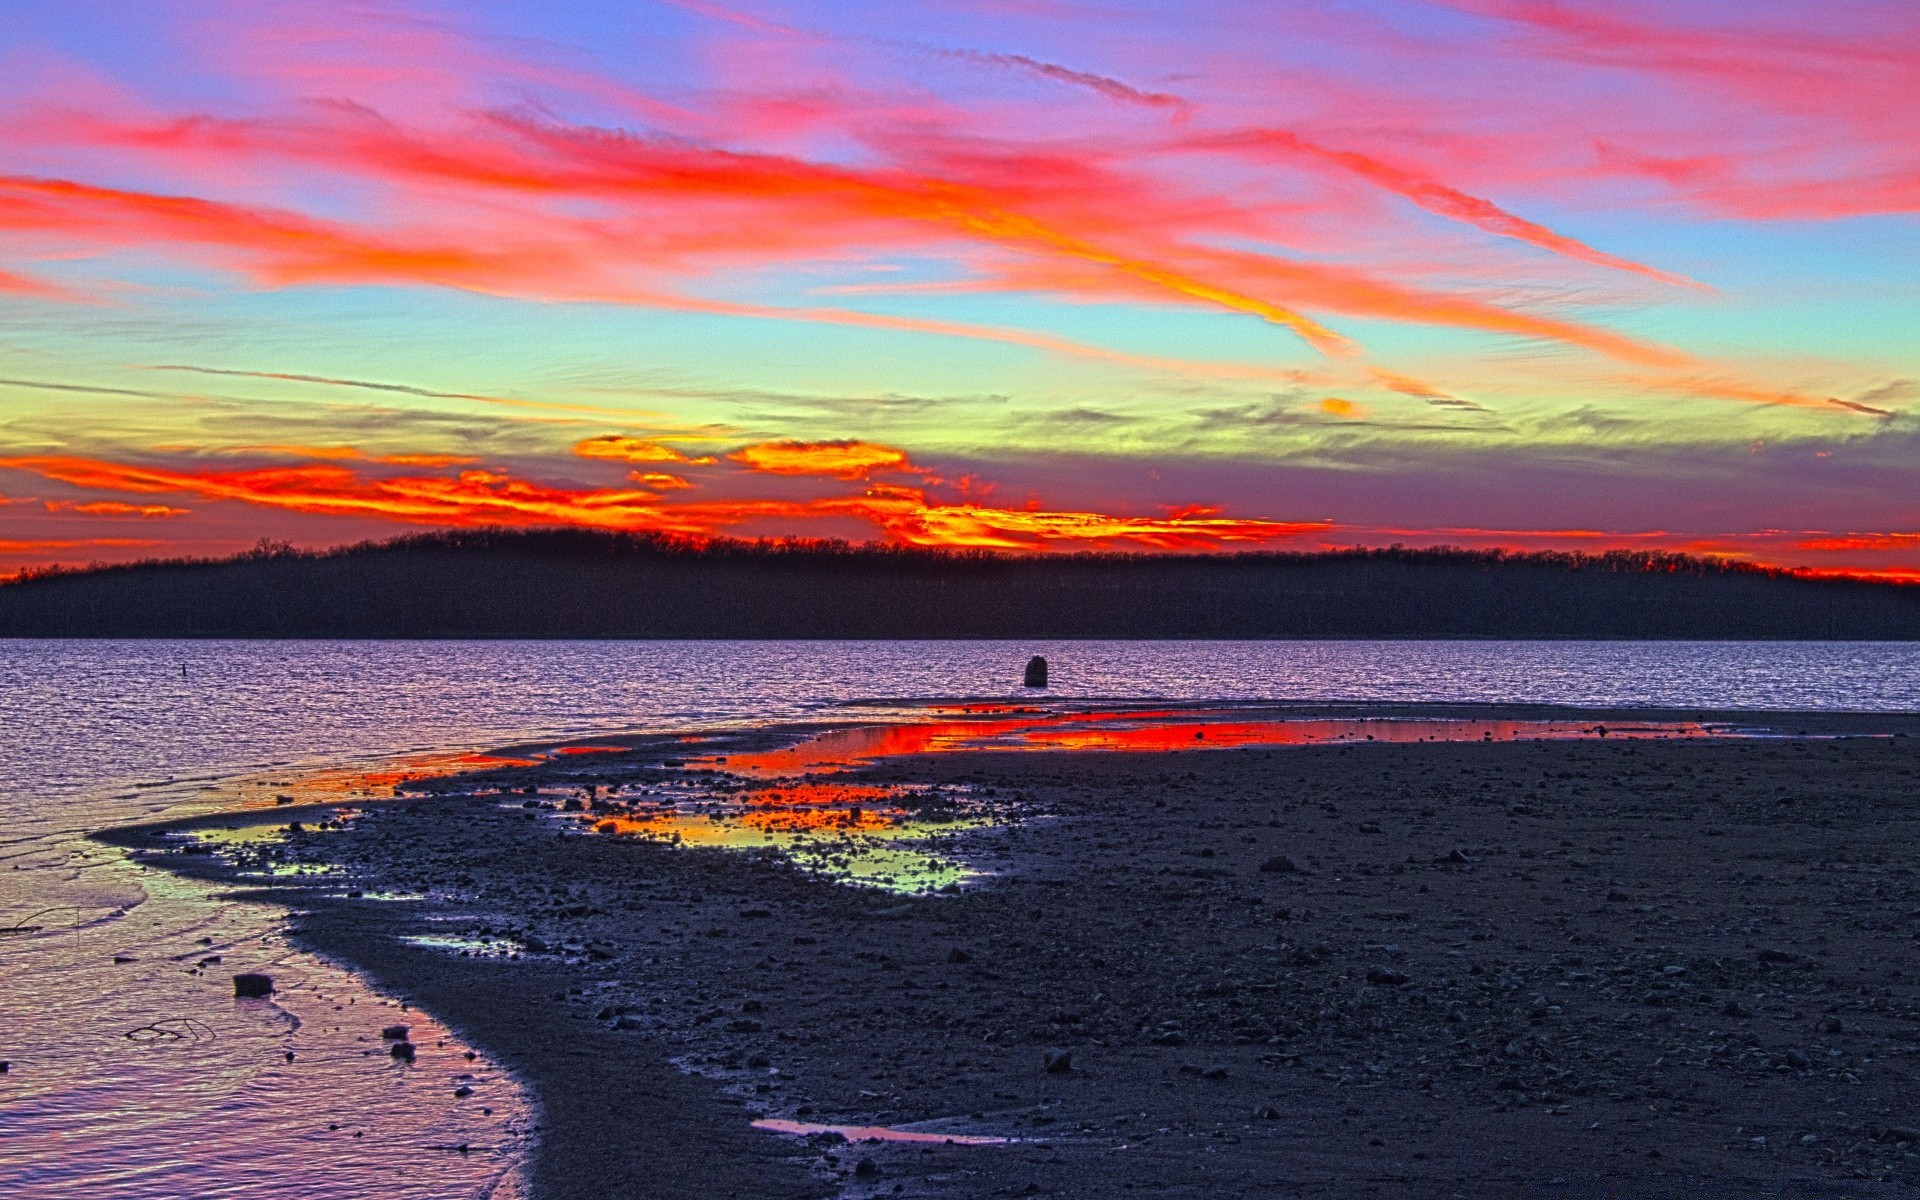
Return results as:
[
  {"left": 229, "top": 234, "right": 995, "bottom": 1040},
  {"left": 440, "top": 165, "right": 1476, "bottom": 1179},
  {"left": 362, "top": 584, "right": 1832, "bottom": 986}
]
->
[{"left": 104, "top": 706, "right": 1920, "bottom": 1199}]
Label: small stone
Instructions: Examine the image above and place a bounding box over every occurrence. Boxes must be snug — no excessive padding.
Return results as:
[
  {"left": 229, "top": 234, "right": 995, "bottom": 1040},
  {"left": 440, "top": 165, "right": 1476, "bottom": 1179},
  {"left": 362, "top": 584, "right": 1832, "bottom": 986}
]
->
[
  {"left": 1721, "top": 999, "right": 1752, "bottom": 1019},
  {"left": 1043, "top": 1049, "right": 1072, "bottom": 1074},
  {"left": 1254, "top": 1105, "right": 1281, "bottom": 1120},
  {"left": 1366, "top": 967, "right": 1409, "bottom": 986},
  {"left": 390, "top": 1042, "right": 416, "bottom": 1062},
  {"left": 1434, "top": 849, "right": 1469, "bottom": 865},
  {"left": 747, "top": 1054, "right": 772, "bottom": 1069},
  {"left": 1258, "top": 855, "right": 1297, "bottom": 874},
  {"left": 946, "top": 948, "right": 972, "bottom": 964},
  {"left": 854, "top": 1158, "right": 880, "bottom": 1178},
  {"left": 454, "top": 1086, "right": 474, "bottom": 1098},
  {"left": 726, "top": 1019, "right": 763, "bottom": 1033},
  {"left": 380, "top": 1025, "right": 411, "bottom": 1041},
  {"left": 1200, "top": 1066, "right": 1229, "bottom": 1080},
  {"left": 233, "top": 973, "right": 274, "bottom": 998}
]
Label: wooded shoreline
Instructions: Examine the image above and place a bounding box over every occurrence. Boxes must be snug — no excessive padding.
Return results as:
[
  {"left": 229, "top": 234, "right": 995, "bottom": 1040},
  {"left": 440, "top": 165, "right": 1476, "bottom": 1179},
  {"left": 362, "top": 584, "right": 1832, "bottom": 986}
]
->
[{"left": 6, "top": 529, "right": 1917, "bottom": 639}]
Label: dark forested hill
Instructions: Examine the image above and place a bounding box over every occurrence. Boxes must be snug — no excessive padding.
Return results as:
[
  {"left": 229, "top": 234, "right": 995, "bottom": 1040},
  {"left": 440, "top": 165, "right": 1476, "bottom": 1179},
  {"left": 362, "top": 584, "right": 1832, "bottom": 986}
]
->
[{"left": 2, "top": 529, "right": 1916, "bottom": 639}]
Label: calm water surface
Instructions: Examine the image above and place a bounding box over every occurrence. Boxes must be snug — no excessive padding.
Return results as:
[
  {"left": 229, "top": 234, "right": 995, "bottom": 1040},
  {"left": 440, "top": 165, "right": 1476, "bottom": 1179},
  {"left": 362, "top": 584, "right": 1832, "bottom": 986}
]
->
[{"left": 3, "top": 638, "right": 1918, "bottom": 1197}]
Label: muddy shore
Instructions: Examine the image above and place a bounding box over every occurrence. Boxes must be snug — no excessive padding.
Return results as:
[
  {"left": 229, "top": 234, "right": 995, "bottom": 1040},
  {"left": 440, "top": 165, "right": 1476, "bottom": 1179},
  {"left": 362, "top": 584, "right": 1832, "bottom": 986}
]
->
[{"left": 104, "top": 705, "right": 1920, "bottom": 1199}]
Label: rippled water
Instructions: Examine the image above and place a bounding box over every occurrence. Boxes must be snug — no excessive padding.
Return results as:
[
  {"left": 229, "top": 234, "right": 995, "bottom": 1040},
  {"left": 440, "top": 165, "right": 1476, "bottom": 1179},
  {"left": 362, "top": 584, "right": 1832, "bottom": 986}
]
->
[{"left": 3, "top": 637, "right": 1918, "bottom": 1196}]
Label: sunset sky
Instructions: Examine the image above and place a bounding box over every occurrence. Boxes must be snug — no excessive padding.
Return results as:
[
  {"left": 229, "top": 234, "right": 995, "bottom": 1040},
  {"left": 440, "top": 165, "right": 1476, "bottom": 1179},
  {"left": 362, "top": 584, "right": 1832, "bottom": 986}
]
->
[{"left": 0, "top": 0, "right": 1915, "bottom": 577}]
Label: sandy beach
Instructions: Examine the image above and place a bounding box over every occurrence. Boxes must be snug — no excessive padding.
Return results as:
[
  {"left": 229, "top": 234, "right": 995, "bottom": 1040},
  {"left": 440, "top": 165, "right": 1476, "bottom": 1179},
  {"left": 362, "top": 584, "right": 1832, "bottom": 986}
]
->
[{"left": 104, "top": 705, "right": 1920, "bottom": 1199}]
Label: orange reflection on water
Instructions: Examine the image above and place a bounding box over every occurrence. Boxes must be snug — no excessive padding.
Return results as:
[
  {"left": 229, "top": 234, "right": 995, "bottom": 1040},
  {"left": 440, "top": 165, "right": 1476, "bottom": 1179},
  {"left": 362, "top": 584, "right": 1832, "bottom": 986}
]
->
[
  {"left": 590, "top": 806, "right": 901, "bottom": 839},
  {"left": 721, "top": 710, "right": 1713, "bottom": 775},
  {"left": 248, "top": 750, "right": 539, "bottom": 810},
  {"left": 739, "top": 807, "right": 899, "bottom": 834},
  {"left": 575, "top": 775, "right": 983, "bottom": 890},
  {"left": 743, "top": 783, "right": 904, "bottom": 807},
  {"left": 721, "top": 709, "right": 1194, "bottom": 775}
]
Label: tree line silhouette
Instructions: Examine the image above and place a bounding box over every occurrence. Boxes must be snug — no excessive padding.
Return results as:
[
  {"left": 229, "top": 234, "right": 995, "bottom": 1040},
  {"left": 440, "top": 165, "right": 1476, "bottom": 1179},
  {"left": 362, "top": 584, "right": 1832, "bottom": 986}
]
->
[{"left": 2, "top": 527, "right": 1916, "bottom": 639}]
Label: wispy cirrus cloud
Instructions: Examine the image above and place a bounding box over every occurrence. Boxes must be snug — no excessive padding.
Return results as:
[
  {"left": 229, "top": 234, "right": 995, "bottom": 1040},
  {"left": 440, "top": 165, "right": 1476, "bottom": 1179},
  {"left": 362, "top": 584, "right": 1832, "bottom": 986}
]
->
[{"left": 934, "top": 49, "right": 1191, "bottom": 112}]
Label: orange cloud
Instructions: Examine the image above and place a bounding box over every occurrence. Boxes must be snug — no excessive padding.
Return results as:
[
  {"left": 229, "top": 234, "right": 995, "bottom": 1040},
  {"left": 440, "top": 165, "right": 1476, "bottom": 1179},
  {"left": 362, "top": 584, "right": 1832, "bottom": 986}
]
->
[
  {"left": 0, "top": 453, "right": 1321, "bottom": 552},
  {"left": 859, "top": 491, "right": 1330, "bottom": 551},
  {"left": 44, "top": 500, "right": 190, "bottom": 517},
  {"left": 727, "top": 440, "right": 915, "bottom": 479},
  {"left": 630, "top": 472, "right": 693, "bottom": 490},
  {"left": 574, "top": 435, "right": 717, "bottom": 465},
  {"left": 1318, "top": 397, "right": 1368, "bottom": 419},
  {"left": 1795, "top": 532, "right": 1920, "bottom": 553},
  {"left": 0, "top": 536, "right": 158, "bottom": 556}
]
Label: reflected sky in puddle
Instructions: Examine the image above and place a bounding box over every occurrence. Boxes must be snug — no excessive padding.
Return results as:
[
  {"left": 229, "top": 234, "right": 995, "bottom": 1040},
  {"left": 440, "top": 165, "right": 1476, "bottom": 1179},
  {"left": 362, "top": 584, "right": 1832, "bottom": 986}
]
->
[
  {"left": 175, "top": 814, "right": 359, "bottom": 877},
  {"left": 572, "top": 780, "right": 992, "bottom": 893},
  {"left": 399, "top": 934, "right": 527, "bottom": 959}
]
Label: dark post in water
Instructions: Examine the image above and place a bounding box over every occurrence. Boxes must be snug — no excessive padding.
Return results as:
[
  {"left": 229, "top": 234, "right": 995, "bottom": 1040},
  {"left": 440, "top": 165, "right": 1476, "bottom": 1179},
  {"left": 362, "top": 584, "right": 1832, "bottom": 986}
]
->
[{"left": 1024, "top": 655, "right": 1049, "bottom": 688}]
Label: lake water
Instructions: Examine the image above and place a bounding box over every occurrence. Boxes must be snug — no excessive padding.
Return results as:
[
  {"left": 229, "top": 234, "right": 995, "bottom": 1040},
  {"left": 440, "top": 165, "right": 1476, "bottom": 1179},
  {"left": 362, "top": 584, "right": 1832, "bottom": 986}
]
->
[{"left": 4, "top": 638, "right": 1918, "bottom": 1197}]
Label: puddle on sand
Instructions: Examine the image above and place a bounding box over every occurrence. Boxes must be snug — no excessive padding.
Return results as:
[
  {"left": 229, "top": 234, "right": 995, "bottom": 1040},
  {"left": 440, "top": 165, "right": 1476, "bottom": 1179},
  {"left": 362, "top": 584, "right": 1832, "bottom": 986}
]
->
[
  {"left": 399, "top": 933, "right": 529, "bottom": 959},
  {"left": 172, "top": 811, "right": 363, "bottom": 877},
  {"left": 567, "top": 779, "right": 998, "bottom": 893},
  {"left": 753, "top": 1118, "right": 1013, "bottom": 1146}
]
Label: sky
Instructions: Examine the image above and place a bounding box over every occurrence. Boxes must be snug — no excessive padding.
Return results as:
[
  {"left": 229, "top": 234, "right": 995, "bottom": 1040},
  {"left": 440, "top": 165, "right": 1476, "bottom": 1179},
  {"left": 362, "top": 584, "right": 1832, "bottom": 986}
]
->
[{"left": 0, "top": 0, "right": 1915, "bottom": 578}]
